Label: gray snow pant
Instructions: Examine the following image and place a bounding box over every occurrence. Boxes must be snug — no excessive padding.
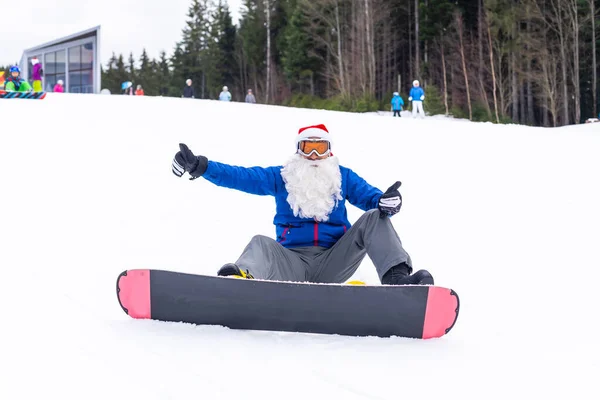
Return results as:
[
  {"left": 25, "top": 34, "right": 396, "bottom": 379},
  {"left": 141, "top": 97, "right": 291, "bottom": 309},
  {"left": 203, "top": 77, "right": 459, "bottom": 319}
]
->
[{"left": 235, "top": 209, "right": 412, "bottom": 283}]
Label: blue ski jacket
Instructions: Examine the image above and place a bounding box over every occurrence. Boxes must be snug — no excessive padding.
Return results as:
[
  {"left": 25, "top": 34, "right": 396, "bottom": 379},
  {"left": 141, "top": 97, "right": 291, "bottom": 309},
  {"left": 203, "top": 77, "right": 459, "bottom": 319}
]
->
[
  {"left": 202, "top": 161, "right": 384, "bottom": 248},
  {"left": 409, "top": 87, "right": 425, "bottom": 101},
  {"left": 391, "top": 94, "right": 404, "bottom": 110}
]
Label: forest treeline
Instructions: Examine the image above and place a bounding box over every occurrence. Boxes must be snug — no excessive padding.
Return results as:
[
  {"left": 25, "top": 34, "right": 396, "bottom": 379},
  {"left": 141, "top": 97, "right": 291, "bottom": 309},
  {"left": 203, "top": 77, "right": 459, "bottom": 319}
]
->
[{"left": 99, "top": 0, "right": 598, "bottom": 126}]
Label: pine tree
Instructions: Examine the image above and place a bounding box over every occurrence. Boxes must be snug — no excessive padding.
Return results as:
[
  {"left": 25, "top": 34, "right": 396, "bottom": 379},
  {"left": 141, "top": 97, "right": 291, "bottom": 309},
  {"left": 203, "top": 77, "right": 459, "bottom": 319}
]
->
[
  {"left": 180, "top": 0, "right": 213, "bottom": 98},
  {"left": 205, "top": 0, "right": 238, "bottom": 99},
  {"left": 237, "top": 0, "right": 267, "bottom": 98},
  {"left": 137, "top": 49, "right": 153, "bottom": 94},
  {"left": 115, "top": 54, "right": 130, "bottom": 93},
  {"left": 127, "top": 52, "right": 137, "bottom": 88},
  {"left": 157, "top": 51, "right": 171, "bottom": 96},
  {"left": 100, "top": 53, "right": 121, "bottom": 94},
  {"left": 171, "top": 42, "right": 188, "bottom": 97},
  {"left": 281, "top": 4, "right": 322, "bottom": 95}
]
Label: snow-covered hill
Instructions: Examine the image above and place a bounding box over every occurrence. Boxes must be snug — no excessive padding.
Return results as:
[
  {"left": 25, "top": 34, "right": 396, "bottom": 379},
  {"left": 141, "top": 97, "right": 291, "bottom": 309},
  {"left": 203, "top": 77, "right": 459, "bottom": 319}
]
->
[{"left": 2, "top": 93, "right": 599, "bottom": 399}]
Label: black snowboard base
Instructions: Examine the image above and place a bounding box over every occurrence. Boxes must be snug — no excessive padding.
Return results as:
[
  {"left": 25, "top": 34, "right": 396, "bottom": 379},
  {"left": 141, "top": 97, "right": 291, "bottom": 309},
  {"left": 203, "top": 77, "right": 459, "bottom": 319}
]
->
[{"left": 116, "top": 269, "right": 459, "bottom": 339}]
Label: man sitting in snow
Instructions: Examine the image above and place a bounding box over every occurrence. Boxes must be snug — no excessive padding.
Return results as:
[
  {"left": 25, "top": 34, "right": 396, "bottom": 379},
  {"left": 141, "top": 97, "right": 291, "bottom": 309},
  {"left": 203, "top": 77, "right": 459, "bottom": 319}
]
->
[{"left": 171, "top": 124, "right": 433, "bottom": 286}]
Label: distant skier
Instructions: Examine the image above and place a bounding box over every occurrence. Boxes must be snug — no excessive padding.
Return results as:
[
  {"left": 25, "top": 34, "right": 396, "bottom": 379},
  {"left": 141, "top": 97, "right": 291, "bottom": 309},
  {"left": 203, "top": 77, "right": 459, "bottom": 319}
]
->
[
  {"left": 53, "top": 79, "right": 64, "bottom": 93},
  {"left": 408, "top": 80, "right": 425, "bottom": 118},
  {"left": 219, "top": 86, "right": 231, "bottom": 101},
  {"left": 4, "top": 66, "right": 32, "bottom": 92},
  {"left": 245, "top": 89, "right": 256, "bottom": 104},
  {"left": 31, "top": 57, "right": 43, "bottom": 92},
  {"left": 171, "top": 124, "right": 433, "bottom": 286},
  {"left": 135, "top": 85, "right": 144, "bottom": 96},
  {"left": 122, "top": 81, "right": 133, "bottom": 95},
  {"left": 391, "top": 92, "right": 404, "bottom": 117},
  {"left": 183, "top": 79, "right": 194, "bottom": 98}
]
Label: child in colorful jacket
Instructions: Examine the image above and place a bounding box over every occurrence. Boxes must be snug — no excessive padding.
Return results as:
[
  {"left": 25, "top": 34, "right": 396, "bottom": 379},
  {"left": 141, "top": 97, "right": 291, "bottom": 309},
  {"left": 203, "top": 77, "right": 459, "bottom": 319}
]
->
[
  {"left": 31, "top": 58, "right": 44, "bottom": 92},
  {"left": 391, "top": 92, "right": 404, "bottom": 117},
  {"left": 4, "top": 66, "right": 32, "bottom": 92},
  {"left": 53, "top": 80, "right": 64, "bottom": 92}
]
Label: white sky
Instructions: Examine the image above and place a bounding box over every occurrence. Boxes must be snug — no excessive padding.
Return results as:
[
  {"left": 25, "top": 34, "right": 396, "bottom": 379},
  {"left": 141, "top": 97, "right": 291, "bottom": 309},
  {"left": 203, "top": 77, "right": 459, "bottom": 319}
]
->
[
  {"left": 0, "top": 0, "right": 244, "bottom": 66},
  {"left": 1, "top": 93, "right": 599, "bottom": 399}
]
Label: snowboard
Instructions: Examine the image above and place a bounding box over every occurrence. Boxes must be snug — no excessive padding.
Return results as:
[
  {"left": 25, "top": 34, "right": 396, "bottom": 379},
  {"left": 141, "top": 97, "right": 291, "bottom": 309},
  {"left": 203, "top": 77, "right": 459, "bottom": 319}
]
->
[
  {"left": 116, "top": 269, "right": 460, "bottom": 339},
  {"left": 0, "top": 90, "right": 47, "bottom": 99}
]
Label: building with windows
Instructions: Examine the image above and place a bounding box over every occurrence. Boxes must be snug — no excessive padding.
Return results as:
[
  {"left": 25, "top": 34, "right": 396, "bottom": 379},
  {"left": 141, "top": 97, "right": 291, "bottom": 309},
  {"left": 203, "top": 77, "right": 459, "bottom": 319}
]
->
[{"left": 20, "top": 26, "right": 101, "bottom": 93}]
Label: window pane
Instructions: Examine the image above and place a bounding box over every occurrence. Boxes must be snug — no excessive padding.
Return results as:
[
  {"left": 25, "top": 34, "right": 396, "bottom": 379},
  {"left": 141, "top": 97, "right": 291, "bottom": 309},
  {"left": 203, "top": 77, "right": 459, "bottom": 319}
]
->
[
  {"left": 69, "top": 45, "right": 81, "bottom": 71},
  {"left": 81, "top": 69, "right": 93, "bottom": 93},
  {"left": 82, "top": 42, "right": 93, "bottom": 70},
  {"left": 45, "top": 52, "right": 56, "bottom": 74},
  {"left": 69, "top": 71, "right": 82, "bottom": 93},
  {"left": 56, "top": 50, "right": 66, "bottom": 73},
  {"left": 45, "top": 75, "right": 56, "bottom": 92}
]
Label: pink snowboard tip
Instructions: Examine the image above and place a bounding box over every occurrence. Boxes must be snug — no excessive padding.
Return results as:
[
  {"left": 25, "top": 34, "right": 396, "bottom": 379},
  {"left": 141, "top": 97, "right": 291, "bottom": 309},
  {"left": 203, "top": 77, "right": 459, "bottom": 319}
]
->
[
  {"left": 117, "top": 269, "right": 151, "bottom": 319},
  {"left": 422, "top": 287, "right": 459, "bottom": 339}
]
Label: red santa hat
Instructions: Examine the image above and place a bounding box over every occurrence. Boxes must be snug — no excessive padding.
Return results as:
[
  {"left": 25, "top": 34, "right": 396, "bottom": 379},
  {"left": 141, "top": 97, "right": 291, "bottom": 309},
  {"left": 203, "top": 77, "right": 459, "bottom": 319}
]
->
[{"left": 297, "top": 124, "right": 332, "bottom": 143}]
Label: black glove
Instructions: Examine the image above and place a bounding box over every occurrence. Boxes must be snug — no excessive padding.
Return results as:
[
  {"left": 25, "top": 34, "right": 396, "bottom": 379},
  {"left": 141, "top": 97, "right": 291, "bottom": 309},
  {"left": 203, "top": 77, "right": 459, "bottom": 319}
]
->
[
  {"left": 172, "top": 143, "right": 208, "bottom": 179},
  {"left": 378, "top": 181, "right": 402, "bottom": 217}
]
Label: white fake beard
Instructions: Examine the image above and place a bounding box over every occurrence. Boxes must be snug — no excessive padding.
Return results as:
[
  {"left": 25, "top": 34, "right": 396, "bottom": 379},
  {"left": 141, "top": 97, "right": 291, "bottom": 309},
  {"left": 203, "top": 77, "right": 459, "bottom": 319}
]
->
[{"left": 280, "top": 154, "right": 343, "bottom": 222}]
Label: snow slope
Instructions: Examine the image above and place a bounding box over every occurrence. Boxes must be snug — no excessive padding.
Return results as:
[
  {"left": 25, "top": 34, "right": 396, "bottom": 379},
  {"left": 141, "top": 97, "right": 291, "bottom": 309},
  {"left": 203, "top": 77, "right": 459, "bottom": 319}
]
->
[{"left": 1, "top": 93, "right": 599, "bottom": 399}]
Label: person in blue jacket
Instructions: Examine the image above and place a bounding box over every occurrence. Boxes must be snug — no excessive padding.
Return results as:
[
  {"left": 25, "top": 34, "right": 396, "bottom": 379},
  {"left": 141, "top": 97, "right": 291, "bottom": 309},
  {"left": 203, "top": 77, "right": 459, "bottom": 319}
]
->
[
  {"left": 391, "top": 92, "right": 404, "bottom": 117},
  {"left": 171, "top": 124, "right": 433, "bottom": 286},
  {"left": 409, "top": 80, "right": 425, "bottom": 118}
]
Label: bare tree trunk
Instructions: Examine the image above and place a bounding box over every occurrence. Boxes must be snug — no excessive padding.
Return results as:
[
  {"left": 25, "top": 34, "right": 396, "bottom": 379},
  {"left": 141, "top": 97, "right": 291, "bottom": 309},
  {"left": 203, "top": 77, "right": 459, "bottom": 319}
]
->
[
  {"left": 569, "top": 0, "right": 580, "bottom": 123},
  {"left": 511, "top": 57, "right": 518, "bottom": 121},
  {"left": 265, "top": 0, "right": 271, "bottom": 104},
  {"left": 398, "top": 74, "right": 402, "bottom": 94},
  {"left": 478, "top": 0, "right": 491, "bottom": 118},
  {"left": 520, "top": 82, "right": 526, "bottom": 123},
  {"left": 526, "top": 75, "right": 534, "bottom": 125},
  {"left": 364, "top": 0, "right": 375, "bottom": 94},
  {"left": 524, "top": 9, "right": 534, "bottom": 125},
  {"left": 301, "top": 0, "right": 350, "bottom": 97},
  {"left": 414, "top": 0, "right": 419, "bottom": 79},
  {"left": 456, "top": 12, "right": 472, "bottom": 120},
  {"left": 518, "top": 10, "right": 525, "bottom": 124},
  {"left": 486, "top": 22, "right": 499, "bottom": 123},
  {"left": 335, "top": 0, "right": 346, "bottom": 96},
  {"left": 494, "top": 42, "right": 505, "bottom": 115},
  {"left": 424, "top": 0, "right": 428, "bottom": 86},
  {"left": 539, "top": 42, "right": 559, "bottom": 127},
  {"left": 359, "top": 1, "right": 367, "bottom": 94},
  {"left": 532, "top": 0, "right": 569, "bottom": 125},
  {"left": 554, "top": 0, "right": 570, "bottom": 125},
  {"left": 408, "top": 0, "right": 413, "bottom": 82},
  {"left": 440, "top": 37, "right": 449, "bottom": 115},
  {"left": 543, "top": 96, "right": 549, "bottom": 126},
  {"left": 592, "top": 0, "right": 597, "bottom": 117}
]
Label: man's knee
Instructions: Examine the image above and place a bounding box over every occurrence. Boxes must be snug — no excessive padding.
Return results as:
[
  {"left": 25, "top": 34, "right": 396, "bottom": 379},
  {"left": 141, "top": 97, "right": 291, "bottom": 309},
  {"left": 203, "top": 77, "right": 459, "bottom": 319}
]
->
[
  {"left": 250, "top": 234, "right": 273, "bottom": 245},
  {"left": 353, "top": 209, "right": 382, "bottom": 225},
  {"left": 365, "top": 209, "right": 380, "bottom": 219}
]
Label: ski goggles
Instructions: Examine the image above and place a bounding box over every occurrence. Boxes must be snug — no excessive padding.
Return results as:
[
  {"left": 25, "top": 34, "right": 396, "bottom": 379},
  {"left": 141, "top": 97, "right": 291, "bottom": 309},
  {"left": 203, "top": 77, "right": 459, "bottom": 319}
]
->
[{"left": 297, "top": 139, "right": 331, "bottom": 157}]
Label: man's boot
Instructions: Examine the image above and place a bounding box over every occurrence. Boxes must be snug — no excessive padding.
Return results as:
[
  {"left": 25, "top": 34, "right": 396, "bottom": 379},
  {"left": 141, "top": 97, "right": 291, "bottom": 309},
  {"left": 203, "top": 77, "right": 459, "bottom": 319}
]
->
[
  {"left": 381, "top": 262, "right": 434, "bottom": 285},
  {"left": 217, "top": 263, "right": 254, "bottom": 279}
]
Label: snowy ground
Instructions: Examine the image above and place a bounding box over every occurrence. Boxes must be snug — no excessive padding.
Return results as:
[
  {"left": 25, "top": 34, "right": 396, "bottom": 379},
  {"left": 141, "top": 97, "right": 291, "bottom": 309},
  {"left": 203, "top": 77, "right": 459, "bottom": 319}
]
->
[{"left": 1, "top": 93, "right": 599, "bottom": 399}]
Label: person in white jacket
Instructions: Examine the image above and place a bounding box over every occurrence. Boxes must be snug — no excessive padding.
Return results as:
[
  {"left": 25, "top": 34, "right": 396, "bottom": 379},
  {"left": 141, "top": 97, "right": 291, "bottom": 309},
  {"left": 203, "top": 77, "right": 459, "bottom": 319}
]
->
[
  {"left": 408, "top": 80, "right": 425, "bottom": 118},
  {"left": 219, "top": 86, "right": 232, "bottom": 101}
]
